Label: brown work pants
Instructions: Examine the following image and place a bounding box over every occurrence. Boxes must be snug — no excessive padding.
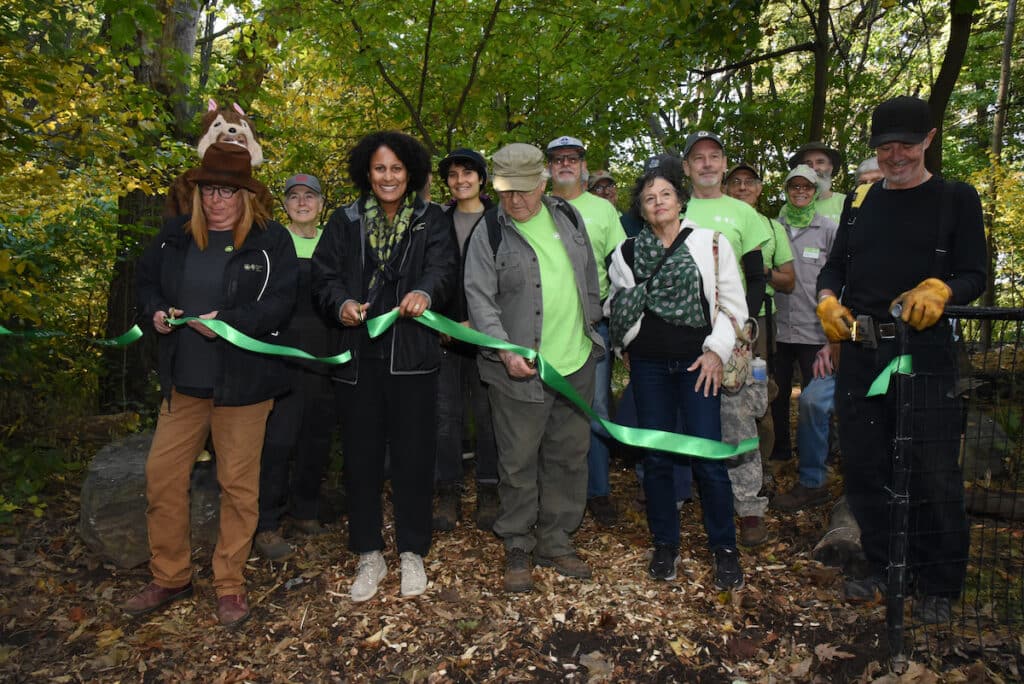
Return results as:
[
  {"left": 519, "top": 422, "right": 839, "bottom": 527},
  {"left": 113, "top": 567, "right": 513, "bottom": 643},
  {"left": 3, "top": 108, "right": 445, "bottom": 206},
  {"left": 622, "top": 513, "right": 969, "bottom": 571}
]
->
[{"left": 145, "top": 389, "right": 273, "bottom": 597}]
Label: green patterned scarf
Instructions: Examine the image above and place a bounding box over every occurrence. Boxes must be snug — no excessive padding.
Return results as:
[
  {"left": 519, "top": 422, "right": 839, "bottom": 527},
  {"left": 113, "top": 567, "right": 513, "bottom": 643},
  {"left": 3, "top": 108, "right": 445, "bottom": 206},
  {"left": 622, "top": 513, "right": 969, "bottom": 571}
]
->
[
  {"left": 784, "top": 192, "right": 818, "bottom": 229},
  {"left": 364, "top": 194, "right": 414, "bottom": 294},
  {"left": 610, "top": 226, "right": 706, "bottom": 348}
]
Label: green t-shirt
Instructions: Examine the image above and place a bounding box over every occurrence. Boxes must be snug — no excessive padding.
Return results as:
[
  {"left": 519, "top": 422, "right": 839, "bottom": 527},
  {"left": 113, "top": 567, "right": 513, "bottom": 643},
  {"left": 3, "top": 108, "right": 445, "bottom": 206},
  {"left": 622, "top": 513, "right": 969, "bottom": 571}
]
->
[
  {"left": 514, "top": 208, "right": 592, "bottom": 376},
  {"left": 684, "top": 195, "right": 771, "bottom": 287},
  {"left": 779, "top": 192, "right": 846, "bottom": 225},
  {"left": 289, "top": 227, "right": 323, "bottom": 259},
  {"left": 566, "top": 191, "right": 626, "bottom": 300},
  {"left": 759, "top": 216, "right": 794, "bottom": 316}
]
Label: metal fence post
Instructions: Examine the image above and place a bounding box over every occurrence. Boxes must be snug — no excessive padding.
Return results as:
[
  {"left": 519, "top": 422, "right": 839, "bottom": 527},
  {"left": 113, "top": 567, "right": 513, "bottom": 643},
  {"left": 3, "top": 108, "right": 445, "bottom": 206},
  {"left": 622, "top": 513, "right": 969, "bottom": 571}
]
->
[{"left": 887, "top": 319, "right": 911, "bottom": 671}]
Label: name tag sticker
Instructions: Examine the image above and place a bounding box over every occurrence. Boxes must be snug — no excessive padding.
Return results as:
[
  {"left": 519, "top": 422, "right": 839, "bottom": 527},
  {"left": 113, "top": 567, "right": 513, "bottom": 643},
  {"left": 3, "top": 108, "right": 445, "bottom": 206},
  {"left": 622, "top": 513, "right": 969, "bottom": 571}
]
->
[{"left": 802, "top": 246, "right": 821, "bottom": 259}]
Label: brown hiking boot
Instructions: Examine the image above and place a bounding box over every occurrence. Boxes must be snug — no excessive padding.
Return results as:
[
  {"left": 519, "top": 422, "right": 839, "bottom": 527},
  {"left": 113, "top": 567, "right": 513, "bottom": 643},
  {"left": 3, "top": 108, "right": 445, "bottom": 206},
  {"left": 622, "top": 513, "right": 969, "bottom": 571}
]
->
[
  {"left": 122, "top": 581, "right": 194, "bottom": 617},
  {"left": 217, "top": 594, "right": 250, "bottom": 628},
  {"left": 738, "top": 516, "right": 768, "bottom": 547},
  {"left": 771, "top": 483, "right": 830, "bottom": 513},
  {"left": 254, "top": 529, "right": 295, "bottom": 561},
  {"left": 504, "top": 548, "right": 533, "bottom": 593},
  {"left": 475, "top": 482, "right": 499, "bottom": 531},
  {"left": 432, "top": 483, "right": 460, "bottom": 531},
  {"left": 535, "top": 551, "right": 592, "bottom": 579}
]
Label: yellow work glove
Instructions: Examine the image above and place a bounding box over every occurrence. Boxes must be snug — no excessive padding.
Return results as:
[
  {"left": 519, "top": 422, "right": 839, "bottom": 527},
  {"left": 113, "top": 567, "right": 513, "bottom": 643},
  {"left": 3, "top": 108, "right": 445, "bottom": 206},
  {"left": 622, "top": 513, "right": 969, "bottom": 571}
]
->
[
  {"left": 816, "top": 295, "right": 854, "bottom": 341},
  {"left": 892, "top": 277, "right": 952, "bottom": 331}
]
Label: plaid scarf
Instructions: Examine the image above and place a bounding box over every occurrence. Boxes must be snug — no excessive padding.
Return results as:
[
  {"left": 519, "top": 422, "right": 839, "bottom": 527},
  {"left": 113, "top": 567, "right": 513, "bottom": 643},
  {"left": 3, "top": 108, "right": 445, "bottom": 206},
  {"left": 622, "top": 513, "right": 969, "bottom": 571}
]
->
[{"left": 363, "top": 195, "right": 414, "bottom": 294}]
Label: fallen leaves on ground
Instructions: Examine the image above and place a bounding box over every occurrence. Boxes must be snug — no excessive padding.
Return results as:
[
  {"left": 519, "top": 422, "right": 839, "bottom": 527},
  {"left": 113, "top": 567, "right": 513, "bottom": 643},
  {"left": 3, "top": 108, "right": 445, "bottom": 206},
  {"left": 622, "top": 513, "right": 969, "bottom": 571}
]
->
[{"left": 0, "top": 463, "right": 1016, "bottom": 681}]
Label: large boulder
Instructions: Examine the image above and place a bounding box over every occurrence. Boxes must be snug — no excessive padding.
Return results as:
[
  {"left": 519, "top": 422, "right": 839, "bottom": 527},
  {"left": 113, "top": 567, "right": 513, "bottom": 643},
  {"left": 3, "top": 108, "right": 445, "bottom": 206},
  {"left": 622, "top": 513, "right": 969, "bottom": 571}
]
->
[{"left": 78, "top": 431, "right": 221, "bottom": 568}]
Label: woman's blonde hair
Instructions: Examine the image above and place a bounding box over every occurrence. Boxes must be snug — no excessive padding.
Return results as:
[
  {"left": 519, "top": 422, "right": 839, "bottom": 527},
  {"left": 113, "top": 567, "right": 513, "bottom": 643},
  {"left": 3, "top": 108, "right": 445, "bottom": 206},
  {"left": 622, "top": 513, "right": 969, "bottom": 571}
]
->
[{"left": 185, "top": 186, "right": 271, "bottom": 249}]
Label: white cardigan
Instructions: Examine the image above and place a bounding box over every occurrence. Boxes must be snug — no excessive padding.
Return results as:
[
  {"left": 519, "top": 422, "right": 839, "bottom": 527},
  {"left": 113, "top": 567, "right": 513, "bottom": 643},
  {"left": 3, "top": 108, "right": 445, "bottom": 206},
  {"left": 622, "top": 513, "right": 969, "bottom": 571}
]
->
[{"left": 604, "top": 221, "right": 748, "bottom": 365}]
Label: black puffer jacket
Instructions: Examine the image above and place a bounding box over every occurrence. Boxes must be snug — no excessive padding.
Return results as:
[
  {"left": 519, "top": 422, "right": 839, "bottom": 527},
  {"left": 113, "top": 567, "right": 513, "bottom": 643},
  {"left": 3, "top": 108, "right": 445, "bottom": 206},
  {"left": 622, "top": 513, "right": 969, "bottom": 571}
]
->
[
  {"left": 311, "top": 196, "right": 458, "bottom": 384},
  {"left": 136, "top": 214, "right": 298, "bottom": 405}
]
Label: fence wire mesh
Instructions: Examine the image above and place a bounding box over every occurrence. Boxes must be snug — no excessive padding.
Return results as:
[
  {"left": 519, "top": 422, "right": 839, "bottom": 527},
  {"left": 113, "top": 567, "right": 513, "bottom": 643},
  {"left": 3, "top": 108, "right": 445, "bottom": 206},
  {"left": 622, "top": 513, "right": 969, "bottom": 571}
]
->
[{"left": 892, "top": 307, "right": 1024, "bottom": 673}]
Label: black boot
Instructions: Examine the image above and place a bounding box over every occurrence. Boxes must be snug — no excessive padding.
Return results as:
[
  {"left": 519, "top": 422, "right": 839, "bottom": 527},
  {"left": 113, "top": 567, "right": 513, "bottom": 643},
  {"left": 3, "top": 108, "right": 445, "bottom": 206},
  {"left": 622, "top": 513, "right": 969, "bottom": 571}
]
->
[
  {"left": 432, "top": 483, "right": 460, "bottom": 531},
  {"left": 475, "top": 482, "right": 499, "bottom": 531}
]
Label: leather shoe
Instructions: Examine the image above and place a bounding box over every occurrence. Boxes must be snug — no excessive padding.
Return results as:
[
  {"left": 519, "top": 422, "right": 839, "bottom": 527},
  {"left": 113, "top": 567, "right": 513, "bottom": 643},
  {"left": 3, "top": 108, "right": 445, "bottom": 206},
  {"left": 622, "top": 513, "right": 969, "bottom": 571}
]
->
[
  {"left": 535, "top": 552, "right": 592, "bottom": 579},
  {"left": 122, "top": 582, "right": 193, "bottom": 617},
  {"left": 217, "top": 594, "right": 250, "bottom": 628}
]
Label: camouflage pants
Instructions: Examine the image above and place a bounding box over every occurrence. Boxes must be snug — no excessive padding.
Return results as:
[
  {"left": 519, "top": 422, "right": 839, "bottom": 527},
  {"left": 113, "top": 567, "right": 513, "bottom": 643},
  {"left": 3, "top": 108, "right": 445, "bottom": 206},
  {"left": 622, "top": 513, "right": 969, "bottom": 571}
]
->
[{"left": 721, "top": 381, "right": 769, "bottom": 517}]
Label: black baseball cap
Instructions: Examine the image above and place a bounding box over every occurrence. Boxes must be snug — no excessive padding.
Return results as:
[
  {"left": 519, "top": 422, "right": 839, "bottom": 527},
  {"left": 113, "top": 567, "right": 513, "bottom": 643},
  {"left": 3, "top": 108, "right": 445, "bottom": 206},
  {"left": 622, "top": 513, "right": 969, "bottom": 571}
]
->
[
  {"left": 438, "top": 147, "right": 488, "bottom": 184},
  {"left": 682, "top": 130, "right": 724, "bottom": 158},
  {"left": 870, "top": 96, "right": 933, "bottom": 148}
]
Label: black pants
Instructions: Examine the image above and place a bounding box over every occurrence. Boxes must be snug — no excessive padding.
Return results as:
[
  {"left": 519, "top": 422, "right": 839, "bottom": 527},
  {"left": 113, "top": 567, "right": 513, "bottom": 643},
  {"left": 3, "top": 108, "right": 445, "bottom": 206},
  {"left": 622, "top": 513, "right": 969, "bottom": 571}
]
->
[
  {"left": 770, "top": 342, "right": 819, "bottom": 458},
  {"left": 258, "top": 366, "right": 336, "bottom": 531},
  {"left": 435, "top": 344, "right": 497, "bottom": 485},
  {"left": 835, "top": 324, "right": 968, "bottom": 598},
  {"left": 336, "top": 359, "right": 437, "bottom": 557}
]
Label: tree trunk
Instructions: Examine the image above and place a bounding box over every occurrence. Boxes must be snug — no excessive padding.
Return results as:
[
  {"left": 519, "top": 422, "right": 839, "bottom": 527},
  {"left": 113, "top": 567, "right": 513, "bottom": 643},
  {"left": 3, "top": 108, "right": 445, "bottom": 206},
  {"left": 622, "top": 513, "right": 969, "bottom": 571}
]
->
[
  {"left": 980, "top": 0, "right": 1016, "bottom": 342},
  {"left": 808, "top": 0, "right": 830, "bottom": 141},
  {"left": 99, "top": 0, "right": 202, "bottom": 412},
  {"left": 925, "top": 0, "right": 977, "bottom": 173}
]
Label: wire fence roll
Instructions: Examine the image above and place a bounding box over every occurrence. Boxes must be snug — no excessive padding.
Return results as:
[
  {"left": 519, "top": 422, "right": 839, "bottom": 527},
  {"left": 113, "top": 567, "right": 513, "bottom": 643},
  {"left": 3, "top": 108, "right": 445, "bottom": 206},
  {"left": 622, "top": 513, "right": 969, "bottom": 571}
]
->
[{"left": 889, "top": 306, "right": 1024, "bottom": 672}]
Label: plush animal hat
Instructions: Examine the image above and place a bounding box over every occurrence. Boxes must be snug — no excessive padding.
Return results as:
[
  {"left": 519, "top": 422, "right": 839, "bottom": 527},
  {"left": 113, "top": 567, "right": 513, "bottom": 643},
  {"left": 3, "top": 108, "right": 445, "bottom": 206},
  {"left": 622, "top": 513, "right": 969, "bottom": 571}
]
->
[{"left": 196, "top": 99, "right": 264, "bottom": 166}]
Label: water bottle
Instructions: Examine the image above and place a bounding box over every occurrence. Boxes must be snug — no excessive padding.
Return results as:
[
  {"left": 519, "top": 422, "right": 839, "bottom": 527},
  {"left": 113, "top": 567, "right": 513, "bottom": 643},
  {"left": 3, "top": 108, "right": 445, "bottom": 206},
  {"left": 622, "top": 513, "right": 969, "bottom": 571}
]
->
[{"left": 751, "top": 356, "right": 767, "bottom": 383}]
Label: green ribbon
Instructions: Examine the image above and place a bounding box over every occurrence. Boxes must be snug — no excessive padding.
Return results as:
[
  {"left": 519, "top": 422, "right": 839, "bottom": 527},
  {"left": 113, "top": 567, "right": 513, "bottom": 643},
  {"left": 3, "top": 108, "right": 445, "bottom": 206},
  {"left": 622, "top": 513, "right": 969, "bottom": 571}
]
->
[
  {"left": 866, "top": 354, "right": 913, "bottom": 397},
  {"left": 167, "top": 317, "right": 351, "bottom": 365},
  {"left": 0, "top": 323, "right": 144, "bottom": 347},
  {"left": 367, "top": 308, "right": 758, "bottom": 460}
]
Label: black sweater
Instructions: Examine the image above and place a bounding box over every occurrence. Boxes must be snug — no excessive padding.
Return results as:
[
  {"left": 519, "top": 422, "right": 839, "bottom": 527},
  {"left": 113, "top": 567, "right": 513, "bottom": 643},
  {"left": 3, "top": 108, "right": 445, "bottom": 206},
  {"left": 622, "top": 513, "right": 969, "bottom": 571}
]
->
[{"left": 817, "top": 176, "right": 986, "bottom": 320}]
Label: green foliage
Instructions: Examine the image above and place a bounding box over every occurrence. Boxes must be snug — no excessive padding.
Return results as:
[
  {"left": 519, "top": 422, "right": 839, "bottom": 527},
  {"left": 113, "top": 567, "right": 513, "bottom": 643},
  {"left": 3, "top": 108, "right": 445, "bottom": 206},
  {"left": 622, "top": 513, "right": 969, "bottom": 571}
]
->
[{"left": 0, "top": 444, "right": 83, "bottom": 523}]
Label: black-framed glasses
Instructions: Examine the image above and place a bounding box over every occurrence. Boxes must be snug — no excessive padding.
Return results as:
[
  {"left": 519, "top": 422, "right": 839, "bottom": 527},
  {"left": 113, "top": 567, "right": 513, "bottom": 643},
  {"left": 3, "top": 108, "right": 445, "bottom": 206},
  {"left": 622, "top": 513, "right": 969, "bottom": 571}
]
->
[
  {"left": 592, "top": 183, "right": 616, "bottom": 193},
  {"left": 200, "top": 185, "right": 240, "bottom": 199},
  {"left": 551, "top": 154, "right": 582, "bottom": 166}
]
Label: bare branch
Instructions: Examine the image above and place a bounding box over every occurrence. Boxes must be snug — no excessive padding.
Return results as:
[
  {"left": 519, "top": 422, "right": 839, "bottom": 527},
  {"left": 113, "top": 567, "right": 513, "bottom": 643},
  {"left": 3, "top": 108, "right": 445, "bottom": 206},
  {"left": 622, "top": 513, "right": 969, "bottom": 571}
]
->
[
  {"left": 416, "top": 0, "right": 438, "bottom": 118},
  {"left": 689, "top": 42, "right": 816, "bottom": 79},
  {"left": 350, "top": 18, "right": 436, "bottom": 150},
  {"left": 445, "top": 0, "right": 503, "bottom": 149}
]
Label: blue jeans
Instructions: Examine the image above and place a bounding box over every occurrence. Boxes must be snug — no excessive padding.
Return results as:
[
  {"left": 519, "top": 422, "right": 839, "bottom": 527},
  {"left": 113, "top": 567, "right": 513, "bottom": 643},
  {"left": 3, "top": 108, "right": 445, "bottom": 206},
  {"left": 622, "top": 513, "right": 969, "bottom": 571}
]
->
[
  {"left": 619, "top": 382, "right": 693, "bottom": 502},
  {"left": 796, "top": 375, "right": 835, "bottom": 488},
  {"left": 630, "top": 357, "right": 736, "bottom": 551},
  {"left": 587, "top": 319, "right": 613, "bottom": 498}
]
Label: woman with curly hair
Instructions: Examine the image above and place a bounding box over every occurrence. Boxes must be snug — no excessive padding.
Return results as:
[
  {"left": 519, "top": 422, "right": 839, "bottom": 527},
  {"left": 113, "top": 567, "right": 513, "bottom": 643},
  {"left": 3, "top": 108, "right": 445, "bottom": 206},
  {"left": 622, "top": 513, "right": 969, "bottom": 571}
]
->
[{"left": 312, "top": 131, "right": 459, "bottom": 601}]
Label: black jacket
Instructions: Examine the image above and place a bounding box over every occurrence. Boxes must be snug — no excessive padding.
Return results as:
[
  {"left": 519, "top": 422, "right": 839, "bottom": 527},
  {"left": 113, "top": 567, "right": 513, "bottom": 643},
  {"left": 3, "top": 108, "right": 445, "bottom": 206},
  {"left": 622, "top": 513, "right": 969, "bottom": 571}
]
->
[
  {"left": 311, "top": 196, "right": 458, "bottom": 383},
  {"left": 136, "top": 215, "right": 299, "bottom": 405}
]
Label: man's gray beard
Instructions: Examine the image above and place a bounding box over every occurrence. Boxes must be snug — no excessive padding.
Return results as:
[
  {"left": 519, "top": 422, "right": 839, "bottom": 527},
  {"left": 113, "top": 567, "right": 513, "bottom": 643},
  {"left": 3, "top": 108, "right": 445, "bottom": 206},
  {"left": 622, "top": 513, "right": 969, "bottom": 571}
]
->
[{"left": 816, "top": 171, "right": 833, "bottom": 194}]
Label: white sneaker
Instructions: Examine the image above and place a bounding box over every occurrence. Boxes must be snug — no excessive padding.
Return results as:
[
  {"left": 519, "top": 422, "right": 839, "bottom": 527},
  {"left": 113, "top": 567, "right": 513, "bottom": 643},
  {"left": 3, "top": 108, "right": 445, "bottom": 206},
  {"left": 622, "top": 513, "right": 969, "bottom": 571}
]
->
[
  {"left": 399, "top": 552, "right": 427, "bottom": 597},
  {"left": 350, "top": 551, "right": 386, "bottom": 602}
]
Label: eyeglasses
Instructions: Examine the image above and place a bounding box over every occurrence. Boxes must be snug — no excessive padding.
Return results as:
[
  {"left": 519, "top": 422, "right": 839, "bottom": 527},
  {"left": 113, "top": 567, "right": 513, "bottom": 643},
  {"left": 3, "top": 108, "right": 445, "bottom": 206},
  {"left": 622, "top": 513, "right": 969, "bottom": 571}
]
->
[
  {"left": 498, "top": 190, "right": 531, "bottom": 201},
  {"left": 550, "top": 154, "right": 582, "bottom": 166},
  {"left": 727, "top": 178, "right": 760, "bottom": 188},
  {"left": 200, "top": 185, "right": 240, "bottom": 199},
  {"left": 787, "top": 183, "right": 816, "bottom": 193},
  {"left": 592, "top": 183, "right": 616, "bottom": 193}
]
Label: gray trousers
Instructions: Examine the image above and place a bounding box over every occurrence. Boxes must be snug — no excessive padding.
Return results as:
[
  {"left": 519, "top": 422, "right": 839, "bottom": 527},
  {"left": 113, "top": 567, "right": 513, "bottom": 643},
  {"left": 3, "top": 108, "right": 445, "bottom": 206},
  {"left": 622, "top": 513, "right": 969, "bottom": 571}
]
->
[
  {"left": 722, "top": 381, "right": 769, "bottom": 517},
  {"left": 489, "top": 356, "right": 595, "bottom": 557}
]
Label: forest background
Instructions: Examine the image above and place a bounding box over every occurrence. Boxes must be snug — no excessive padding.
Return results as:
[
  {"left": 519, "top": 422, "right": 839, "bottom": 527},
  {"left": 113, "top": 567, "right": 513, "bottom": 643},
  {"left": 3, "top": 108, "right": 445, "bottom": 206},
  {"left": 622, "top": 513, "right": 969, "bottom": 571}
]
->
[{"left": 0, "top": 0, "right": 1021, "bottom": 516}]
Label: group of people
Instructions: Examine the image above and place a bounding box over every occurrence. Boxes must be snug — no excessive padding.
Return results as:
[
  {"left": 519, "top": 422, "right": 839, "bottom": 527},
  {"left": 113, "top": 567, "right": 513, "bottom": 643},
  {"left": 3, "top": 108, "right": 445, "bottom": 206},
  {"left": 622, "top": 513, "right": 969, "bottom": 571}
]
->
[{"left": 122, "top": 94, "right": 986, "bottom": 630}]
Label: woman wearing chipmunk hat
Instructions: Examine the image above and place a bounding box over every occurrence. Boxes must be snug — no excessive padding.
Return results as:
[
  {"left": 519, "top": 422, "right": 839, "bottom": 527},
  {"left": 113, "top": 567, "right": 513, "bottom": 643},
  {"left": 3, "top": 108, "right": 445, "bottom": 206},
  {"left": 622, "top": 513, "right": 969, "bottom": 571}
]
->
[{"left": 125, "top": 142, "right": 298, "bottom": 628}]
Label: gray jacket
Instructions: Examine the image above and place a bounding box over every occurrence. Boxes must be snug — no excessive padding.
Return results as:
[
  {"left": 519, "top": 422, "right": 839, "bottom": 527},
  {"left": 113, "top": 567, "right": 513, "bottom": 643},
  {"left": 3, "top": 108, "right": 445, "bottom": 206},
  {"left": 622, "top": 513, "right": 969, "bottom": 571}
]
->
[
  {"left": 775, "top": 212, "right": 837, "bottom": 345},
  {"left": 464, "top": 195, "right": 605, "bottom": 403}
]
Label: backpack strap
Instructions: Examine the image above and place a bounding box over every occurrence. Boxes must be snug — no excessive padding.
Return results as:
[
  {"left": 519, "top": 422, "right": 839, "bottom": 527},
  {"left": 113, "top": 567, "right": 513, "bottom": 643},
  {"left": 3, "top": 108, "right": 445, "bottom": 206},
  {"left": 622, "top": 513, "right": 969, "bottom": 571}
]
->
[{"left": 480, "top": 199, "right": 580, "bottom": 260}]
